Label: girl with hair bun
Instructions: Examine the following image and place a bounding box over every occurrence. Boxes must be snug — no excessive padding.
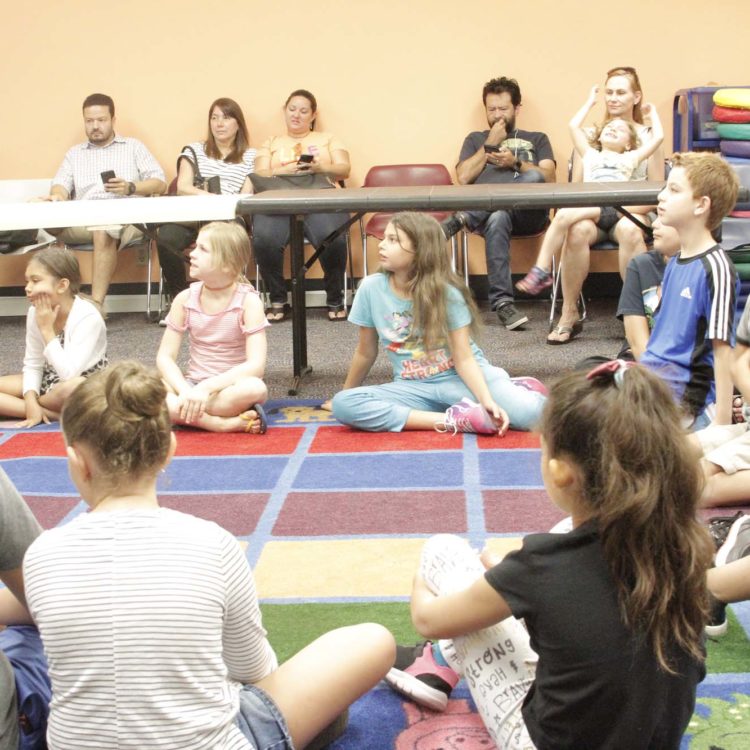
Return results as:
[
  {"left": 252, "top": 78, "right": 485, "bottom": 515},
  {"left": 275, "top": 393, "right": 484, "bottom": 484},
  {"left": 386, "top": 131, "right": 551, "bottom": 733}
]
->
[
  {"left": 157, "top": 221, "right": 269, "bottom": 433},
  {"left": 23, "top": 361, "right": 395, "bottom": 750},
  {"left": 388, "top": 361, "right": 713, "bottom": 749},
  {"left": 0, "top": 247, "right": 107, "bottom": 427}
]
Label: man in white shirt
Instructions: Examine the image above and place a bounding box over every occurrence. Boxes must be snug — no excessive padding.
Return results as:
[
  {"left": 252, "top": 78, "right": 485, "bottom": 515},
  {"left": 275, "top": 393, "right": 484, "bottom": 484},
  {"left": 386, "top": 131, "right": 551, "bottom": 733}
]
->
[{"left": 40, "top": 94, "right": 166, "bottom": 308}]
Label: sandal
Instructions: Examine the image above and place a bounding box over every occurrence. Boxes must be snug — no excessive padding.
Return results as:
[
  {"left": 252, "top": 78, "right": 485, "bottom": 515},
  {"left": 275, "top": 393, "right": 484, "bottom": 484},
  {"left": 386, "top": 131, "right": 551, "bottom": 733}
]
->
[
  {"left": 547, "top": 319, "right": 583, "bottom": 345},
  {"left": 327, "top": 305, "right": 348, "bottom": 322},
  {"left": 240, "top": 404, "right": 268, "bottom": 434},
  {"left": 265, "top": 304, "right": 288, "bottom": 323}
]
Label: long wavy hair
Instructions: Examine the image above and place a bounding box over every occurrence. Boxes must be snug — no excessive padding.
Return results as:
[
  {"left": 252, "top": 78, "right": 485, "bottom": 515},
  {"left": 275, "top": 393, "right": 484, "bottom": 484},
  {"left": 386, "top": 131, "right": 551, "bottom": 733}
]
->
[
  {"left": 383, "top": 212, "right": 480, "bottom": 352},
  {"left": 539, "top": 365, "right": 714, "bottom": 672}
]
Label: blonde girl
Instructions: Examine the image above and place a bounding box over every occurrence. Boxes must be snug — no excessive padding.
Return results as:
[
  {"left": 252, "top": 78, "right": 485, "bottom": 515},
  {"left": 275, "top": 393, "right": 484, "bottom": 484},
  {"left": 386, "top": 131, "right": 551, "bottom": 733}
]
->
[
  {"left": 329, "top": 212, "right": 545, "bottom": 434},
  {"left": 23, "top": 361, "right": 394, "bottom": 750},
  {"left": 157, "top": 221, "right": 268, "bottom": 433},
  {"left": 0, "top": 247, "right": 106, "bottom": 427},
  {"left": 387, "top": 362, "right": 713, "bottom": 749}
]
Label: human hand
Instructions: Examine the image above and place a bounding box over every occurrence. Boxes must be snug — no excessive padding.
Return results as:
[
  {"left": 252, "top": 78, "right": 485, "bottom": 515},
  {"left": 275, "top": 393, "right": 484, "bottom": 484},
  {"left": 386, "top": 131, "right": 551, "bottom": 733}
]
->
[
  {"left": 588, "top": 84, "right": 600, "bottom": 103},
  {"left": 488, "top": 116, "right": 508, "bottom": 144},
  {"left": 479, "top": 546, "right": 503, "bottom": 570},
  {"left": 32, "top": 293, "right": 60, "bottom": 333},
  {"left": 15, "top": 401, "right": 48, "bottom": 429},
  {"left": 275, "top": 161, "right": 304, "bottom": 176},
  {"left": 31, "top": 194, "right": 64, "bottom": 202},
  {"left": 103, "top": 177, "right": 131, "bottom": 196},
  {"left": 482, "top": 399, "right": 509, "bottom": 436},
  {"left": 178, "top": 385, "right": 211, "bottom": 424},
  {"left": 320, "top": 398, "right": 333, "bottom": 412}
]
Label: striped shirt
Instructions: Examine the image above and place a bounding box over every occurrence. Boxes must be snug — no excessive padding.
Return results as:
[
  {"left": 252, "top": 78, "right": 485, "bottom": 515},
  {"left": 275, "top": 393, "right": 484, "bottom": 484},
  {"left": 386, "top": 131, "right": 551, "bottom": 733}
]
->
[
  {"left": 167, "top": 282, "right": 269, "bottom": 383},
  {"left": 641, "top": 244, "right": 738, "bottom": 415},
  {"left": 179, "top": 142, "right": 256, "bottom": 194},
  {"left": 52, "top": 134, "right": 165, "bottom": 201},
  {"left": 24, "top": 508, "right": 277, "bottom": 750}
]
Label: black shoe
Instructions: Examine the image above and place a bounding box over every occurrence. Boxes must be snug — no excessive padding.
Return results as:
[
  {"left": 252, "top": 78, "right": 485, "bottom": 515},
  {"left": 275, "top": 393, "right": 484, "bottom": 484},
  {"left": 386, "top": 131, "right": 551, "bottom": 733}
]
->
[
  {"left": 496, "top": 302, "right": 529, "bottom": 330},
  {"left": 158, "top": 302, "right": 171, "bottom": 327},
  {"left": 706, "top": 595, "right": 728, "bottom": 638},
  {"left": 440, "top": 213, "right": 466, "bottom": 240},
  {"left": 707, "top": 511, "right": 745, "bottom": 550}
]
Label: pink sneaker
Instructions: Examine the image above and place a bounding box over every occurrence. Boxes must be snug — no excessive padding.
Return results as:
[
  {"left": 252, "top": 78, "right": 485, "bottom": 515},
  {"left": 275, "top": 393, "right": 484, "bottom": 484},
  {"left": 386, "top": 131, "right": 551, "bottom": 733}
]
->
[
  {"left": 515, "top": 265, "right": 553, "bottom": 296},
  {"left": 385, "top": 641, "right": 460, "bottom": 711},
  {"left": 436, "top": 398, "right": 497, "bottom": 435},
  {"left": 510, "top": 376, "right": 549, "bottom": 396}
]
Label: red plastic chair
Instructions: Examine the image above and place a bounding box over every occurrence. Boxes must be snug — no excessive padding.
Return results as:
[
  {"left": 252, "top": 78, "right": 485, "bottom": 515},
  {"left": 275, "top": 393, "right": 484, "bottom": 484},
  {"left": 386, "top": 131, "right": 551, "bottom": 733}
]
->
[{"left": 359, "top": 164, "right": 457, "bottom": 275}]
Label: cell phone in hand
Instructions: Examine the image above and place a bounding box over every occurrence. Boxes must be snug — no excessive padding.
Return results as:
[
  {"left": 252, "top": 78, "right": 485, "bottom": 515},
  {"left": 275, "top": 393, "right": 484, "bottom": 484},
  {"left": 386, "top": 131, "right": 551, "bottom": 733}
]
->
[
  {"left": 483, "top": 145, "right": 500, "bottom": 153},
  {"left": 297, "top": 153, "right": 314, "bottom": 167},
  {"left": 101, "top": 170, "right": 116, "bottom": 183}
]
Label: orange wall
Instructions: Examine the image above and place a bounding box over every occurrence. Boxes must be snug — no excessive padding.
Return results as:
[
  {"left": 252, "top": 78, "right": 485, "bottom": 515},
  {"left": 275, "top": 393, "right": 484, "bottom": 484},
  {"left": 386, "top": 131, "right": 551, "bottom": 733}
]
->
[{"left": 2, "top": 0, "right": 749, "bottom": 284}]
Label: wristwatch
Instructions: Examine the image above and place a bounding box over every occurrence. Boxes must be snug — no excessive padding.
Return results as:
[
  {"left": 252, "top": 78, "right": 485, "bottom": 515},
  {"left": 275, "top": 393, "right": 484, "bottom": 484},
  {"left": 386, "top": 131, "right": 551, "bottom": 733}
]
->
[{"left": 127, "top": 181, "right": 136, "bottom": 195}]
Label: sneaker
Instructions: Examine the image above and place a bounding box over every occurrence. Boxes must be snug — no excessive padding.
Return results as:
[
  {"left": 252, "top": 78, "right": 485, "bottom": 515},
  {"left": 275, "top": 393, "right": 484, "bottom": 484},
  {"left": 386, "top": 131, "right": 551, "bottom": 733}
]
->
[
  {"left": 705, "top": 595, "right": 728, "bottom": 638},
  {"left": 707, "top": 511, "right": 745, "bottom": 551},
  {"left": 440, "top": 213, "right": 466, "bottom": 240},
  {"left": 510, "top": 376, "right": 549, "bottom": 396},
  {"left": 515, "top": 266, "right": 553, "bottom": 296},
  {"left": 436, "top": 398, "right": 497, "bottom": 435},
  {"left": 385, "top": 642, "right": 460, "bottom": 711},
  {"left": 496, "top": 302, "right": 528, "bottom": 330},
  {"left": 715, "top": 514, "right": 750, "bottom": 567}
]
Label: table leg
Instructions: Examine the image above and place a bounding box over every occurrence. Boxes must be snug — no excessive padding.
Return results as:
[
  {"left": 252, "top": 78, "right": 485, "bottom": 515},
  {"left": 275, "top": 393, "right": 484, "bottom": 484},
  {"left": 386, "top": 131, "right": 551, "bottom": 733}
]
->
[{"left": 289, "top": 214, "right": 312, "bottom": 395}]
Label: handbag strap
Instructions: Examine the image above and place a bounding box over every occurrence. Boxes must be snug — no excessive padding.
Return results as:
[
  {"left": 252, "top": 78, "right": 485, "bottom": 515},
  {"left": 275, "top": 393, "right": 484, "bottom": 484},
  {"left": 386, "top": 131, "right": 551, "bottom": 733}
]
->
[{"left": 176, "top": 145, "right": 204, "bottom": 184}]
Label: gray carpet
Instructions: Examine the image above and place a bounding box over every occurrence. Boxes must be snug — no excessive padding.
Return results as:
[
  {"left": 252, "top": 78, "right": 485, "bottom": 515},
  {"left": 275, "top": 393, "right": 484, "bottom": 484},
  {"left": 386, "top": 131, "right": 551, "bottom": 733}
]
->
[{"left": 0, "top": 297, "right": 624, "bottom": 399}]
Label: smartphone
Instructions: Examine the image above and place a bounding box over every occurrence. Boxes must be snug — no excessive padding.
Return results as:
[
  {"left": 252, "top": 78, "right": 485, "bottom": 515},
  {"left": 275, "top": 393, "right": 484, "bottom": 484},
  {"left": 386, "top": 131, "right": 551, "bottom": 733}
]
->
[
  {"left": 483, "top": 145, "right": 500, "bottom": 153},
  {"left": 101, "top": 170, "right": 116, "bottom": 183},
  {"left": 298, "top": 154, "right": 314, "bottom": 164}
]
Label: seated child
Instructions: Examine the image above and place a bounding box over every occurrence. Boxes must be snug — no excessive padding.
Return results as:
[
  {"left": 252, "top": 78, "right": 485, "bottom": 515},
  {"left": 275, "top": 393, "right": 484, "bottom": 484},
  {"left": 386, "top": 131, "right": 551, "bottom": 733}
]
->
[
  {"left": 157, "top": 221, "right": 269, "bottom": 433},
  {"left": 0, "top": 247, "right": 106, "bottom": 427},
  {"left": 516, "top": 85, "right": 663, "bottom": 298},
  {"left": 640, "top": 152, "right": 740, "bottom": 428}
]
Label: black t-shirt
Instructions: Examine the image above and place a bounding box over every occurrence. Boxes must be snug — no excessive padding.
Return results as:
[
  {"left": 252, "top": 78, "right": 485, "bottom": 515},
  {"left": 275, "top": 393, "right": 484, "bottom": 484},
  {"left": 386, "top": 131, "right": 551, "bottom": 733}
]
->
[
  {"left": 458, "top": 129, "right": 555, "bottom": 185},
  {"left": 485, "top": 521, "right": 705, "bottom": 749}
]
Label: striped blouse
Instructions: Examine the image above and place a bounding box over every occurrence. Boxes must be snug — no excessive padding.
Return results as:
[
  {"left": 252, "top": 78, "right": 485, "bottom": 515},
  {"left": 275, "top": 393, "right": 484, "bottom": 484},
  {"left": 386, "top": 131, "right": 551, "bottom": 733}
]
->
[
  {"left": 179, "top": 142, "right": 256, "bottom": 194},
  {"left": 24, "top": 507, "right": 277, "bottom": 750}
]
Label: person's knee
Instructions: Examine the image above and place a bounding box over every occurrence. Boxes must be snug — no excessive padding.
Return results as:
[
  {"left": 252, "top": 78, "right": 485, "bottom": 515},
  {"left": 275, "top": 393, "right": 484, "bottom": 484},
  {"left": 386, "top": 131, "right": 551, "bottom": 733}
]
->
[
  {"left": 484, "top": 210, "right": 512, "bottom": 233},
  {"left": 614, "top": 218, "right": 645, "bottom": 249},
  {"left": 566, "top": 219, "right": 596, "bottom": 249},
  {"left": 517, "top": 169, "right": 546, "bottom": 185},
  {"left": 331, "top": 390, "right": 355, "bottom": 422}
]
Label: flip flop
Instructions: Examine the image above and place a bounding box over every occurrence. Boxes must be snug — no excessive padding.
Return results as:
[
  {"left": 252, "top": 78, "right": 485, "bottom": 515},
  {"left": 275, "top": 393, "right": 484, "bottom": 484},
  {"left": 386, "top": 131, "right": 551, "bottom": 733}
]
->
[
  {"left": 547, "top": 319, "right": 583, "bottom": 345},
  {"left": 265, "top": 305, "right": 289, "bottom": 323},
  {"left": 241, "top": 404, "right": 268, "bottom": 434},
  {"left": 327, "top": 305, "right": 348, "bottom": 321}
]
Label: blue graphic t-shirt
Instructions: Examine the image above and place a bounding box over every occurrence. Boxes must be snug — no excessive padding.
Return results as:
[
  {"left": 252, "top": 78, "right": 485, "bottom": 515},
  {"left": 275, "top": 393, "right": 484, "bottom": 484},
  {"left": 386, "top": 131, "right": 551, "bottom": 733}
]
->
[{"left": 348, "top": 273, "right": 488, "bottom": 381}]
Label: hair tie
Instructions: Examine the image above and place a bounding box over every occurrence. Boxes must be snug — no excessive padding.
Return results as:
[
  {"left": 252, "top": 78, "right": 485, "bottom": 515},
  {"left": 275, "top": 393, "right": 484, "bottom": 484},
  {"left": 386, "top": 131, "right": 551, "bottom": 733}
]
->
[{"left": 586, "top": 359, "right": 633, "bottom": 388}]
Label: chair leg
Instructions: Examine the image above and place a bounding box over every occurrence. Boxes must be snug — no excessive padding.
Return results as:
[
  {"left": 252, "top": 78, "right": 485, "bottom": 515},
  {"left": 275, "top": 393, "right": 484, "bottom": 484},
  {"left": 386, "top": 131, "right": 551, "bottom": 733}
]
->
[
  {"left": 549, "top": 256, "right": 561, "bottom": 332},
  {"left": 360, "top": 219, "right": 369, "bottom": 277},
  {"left": 460, "top": 231, "right": 470, "bottom": 288},
  {"left": 146, "top": 240, "right": 153, "bottom": 320}
]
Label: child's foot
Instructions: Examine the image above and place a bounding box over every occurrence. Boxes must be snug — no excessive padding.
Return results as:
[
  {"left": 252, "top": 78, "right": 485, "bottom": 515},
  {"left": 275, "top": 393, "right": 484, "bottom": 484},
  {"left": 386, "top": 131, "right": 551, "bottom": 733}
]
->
[
  {"left": 706, "top": 514, "right": 750, "bottom": 637},
  {"left": 385, "top": 642, "right": 460, "bottom": 712},
  {"left": 240, "top": 404, "right": 268, "bottom": 434},
  {"left": 435, "top": 398, "right": 497, "bottom": 435},
  {"left": 515, "top": 265, "right": 553, "bottom": 296}
]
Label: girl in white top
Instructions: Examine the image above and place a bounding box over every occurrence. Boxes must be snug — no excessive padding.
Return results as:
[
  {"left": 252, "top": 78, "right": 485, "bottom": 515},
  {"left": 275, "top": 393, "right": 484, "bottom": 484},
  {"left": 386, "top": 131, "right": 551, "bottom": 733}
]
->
[
  {"left": 516, "top": 85, "right": 663, "bottom": 305},
  {"left": 0, "top": 247, "right": 106, "bottom": 427},
  {"left": 24, "top": 361, "right": 395, "bottom": 750},
  {"left": 157, "top": 221, "right": 269, "bottom": 433}
]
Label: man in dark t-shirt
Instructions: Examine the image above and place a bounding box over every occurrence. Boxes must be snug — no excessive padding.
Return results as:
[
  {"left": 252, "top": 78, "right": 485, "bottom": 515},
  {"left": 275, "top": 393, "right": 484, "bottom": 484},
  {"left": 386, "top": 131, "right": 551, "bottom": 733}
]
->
[{"left": 444, "top": 77, "right": 556, "bottom": 330}]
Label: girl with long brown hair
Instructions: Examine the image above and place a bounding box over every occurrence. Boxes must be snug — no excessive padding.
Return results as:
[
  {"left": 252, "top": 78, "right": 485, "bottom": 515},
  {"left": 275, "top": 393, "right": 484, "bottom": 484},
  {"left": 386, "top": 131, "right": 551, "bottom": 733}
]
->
[
  {"left": 328, "top": 212, "right": 545, "bottom": 433},
  {"left": 387, "top": 360, "right": 713, "bottom": 748}
]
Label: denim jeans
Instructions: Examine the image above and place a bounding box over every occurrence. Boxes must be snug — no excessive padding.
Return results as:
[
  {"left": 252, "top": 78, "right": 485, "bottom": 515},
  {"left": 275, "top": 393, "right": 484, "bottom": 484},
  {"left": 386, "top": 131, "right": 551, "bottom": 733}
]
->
[
  {"left": 252, "top": 212, "right": 348, "bottom": 307},
  {"left": 462, "top": 170, "right": 548, "bottom": 310}
]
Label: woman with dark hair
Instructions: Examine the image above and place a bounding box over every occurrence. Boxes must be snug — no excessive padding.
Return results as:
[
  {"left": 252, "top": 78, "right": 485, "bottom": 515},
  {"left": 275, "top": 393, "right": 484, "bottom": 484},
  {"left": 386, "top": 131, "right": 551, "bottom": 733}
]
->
[
  {"left": 156, "top": 98, "right": 256, "bottom": 317},
  {"left": 545, "top": 67, "right": 665, "bottom": 344},
  {"left": 252, "top": 89, "right": 351, "bottom": 322}
]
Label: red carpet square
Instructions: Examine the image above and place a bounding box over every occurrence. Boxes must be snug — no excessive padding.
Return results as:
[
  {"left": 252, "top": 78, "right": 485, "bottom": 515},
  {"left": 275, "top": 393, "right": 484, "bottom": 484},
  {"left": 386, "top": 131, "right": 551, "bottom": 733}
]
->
[
  {"left": 159, "top": 493, "right": 269, "bottom": 535},
  {"left": 0, "top": 433, "right": 66, "bottom": 458},
  {"left": 309, "top": 426, "right": 463, "bottom": 453},
  {"left": 477, "top": 431, "right": 540, "bottom": 450},
  {"left": 24, "top": 495, "right": 80, "bottom": 529},
  {"left": 273, "top": 491, "right": 467, "bottom": 536},
  {"left": 484, "top": 489, "right": 566, "bottom": 534},
  {"left": 174, "top": 428, "right": 304, "bottom": 456}
]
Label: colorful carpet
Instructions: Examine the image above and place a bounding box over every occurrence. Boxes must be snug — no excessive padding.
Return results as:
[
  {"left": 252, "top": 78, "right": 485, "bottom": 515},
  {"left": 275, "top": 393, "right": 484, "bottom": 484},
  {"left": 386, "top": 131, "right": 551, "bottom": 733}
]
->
[{"left": 2, "top": 401, "right": 750, "bottom": 749}]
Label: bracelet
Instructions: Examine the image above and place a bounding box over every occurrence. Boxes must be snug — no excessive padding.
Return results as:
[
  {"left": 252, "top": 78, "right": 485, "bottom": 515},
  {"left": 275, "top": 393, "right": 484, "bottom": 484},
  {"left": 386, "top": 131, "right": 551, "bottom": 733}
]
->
[{"left": 127, "top": 181, "right": 136, "bottom": 195}]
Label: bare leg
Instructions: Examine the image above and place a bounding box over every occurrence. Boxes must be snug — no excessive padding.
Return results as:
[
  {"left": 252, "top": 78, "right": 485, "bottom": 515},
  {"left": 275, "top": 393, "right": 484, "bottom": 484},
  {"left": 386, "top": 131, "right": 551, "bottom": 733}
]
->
[
  {"left": 39, "top": 377, "right": 85, "bottom": 414},
  {"left": 255, "top": 623, "right": 395, "bottom": 749},
  {"left": 708, "top": 555, "right": 750, "bottom": 605},
  {"left": 91, "top": 230, "right": 119, "bottom": 305},
  {"left": 0, "top": 374, "right": 25, "bottom": 419},
  {"left": 700, "top": 461, "right": 750, "bottom": 507},
  {"left": 614, "top": 215, "right": 649, "bottom": 280},
  {"left": 204, "top": 377, "right": 267, "bottom": 418},
  {"left": 533, "top": 208, "right": 602, "bottom": 273}
]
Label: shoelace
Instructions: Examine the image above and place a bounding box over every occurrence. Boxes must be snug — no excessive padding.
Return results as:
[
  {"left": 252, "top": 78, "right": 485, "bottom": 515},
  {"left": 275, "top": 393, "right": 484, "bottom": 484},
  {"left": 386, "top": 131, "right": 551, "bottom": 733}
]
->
[{"left": 435, "top": 409, "right": 470, "bottom": 435}]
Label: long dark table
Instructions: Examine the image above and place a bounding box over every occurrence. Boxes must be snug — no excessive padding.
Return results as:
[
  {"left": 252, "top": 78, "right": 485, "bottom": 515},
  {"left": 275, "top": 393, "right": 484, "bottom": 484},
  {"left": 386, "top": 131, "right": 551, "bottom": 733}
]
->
[{"left": 236, "top": 181, "right": 669, "bottom": 394}]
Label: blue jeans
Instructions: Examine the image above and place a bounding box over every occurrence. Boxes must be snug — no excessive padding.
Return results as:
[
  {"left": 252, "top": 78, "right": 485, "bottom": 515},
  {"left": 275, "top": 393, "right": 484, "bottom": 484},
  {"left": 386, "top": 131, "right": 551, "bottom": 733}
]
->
[
  {"left": 332, "top": 365, "right": 545, "bottom": 432},
  {"left": 462, "top": 170, "right": 548, "bottom": 310},
  {"left": 235, "top": 684, "right": 294, "bottom": 750}
]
